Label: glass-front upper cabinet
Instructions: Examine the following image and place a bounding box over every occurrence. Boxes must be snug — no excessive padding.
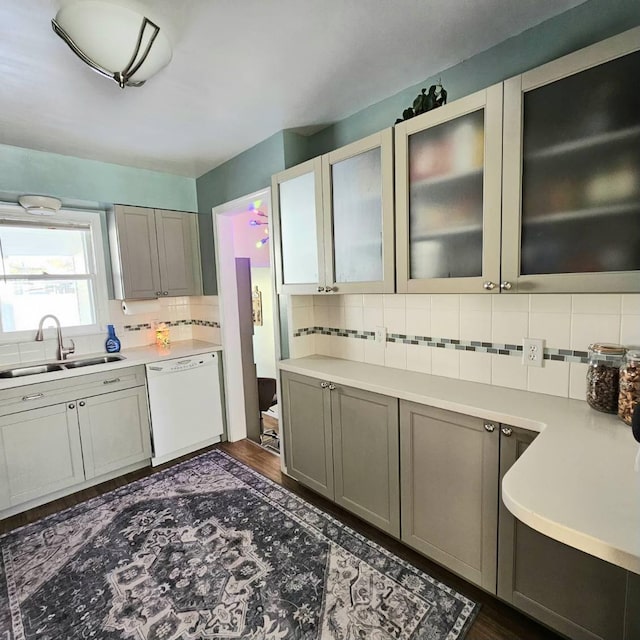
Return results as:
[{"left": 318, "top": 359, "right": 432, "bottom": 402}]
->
[
  {"left": 502, "top": 27, "right": 640, "bottom": 292},
  {"left": 272, "top": 158, "right": 325, "bottom": 294},
  {"left": 322, "top": 129, "right": 395, "bottom": 294},
  {"left": 395, "top": 84, "right": 503, "bottom": 293}
]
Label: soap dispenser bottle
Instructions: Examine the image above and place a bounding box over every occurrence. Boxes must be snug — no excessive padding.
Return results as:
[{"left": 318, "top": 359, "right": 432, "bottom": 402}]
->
[{"left": 105, "top": 324, "right": 121, "bottom": 353}]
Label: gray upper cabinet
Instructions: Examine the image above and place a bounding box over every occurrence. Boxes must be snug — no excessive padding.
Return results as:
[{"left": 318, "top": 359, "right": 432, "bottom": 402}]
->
[
  {"left": 281, "top": 370, "right": 334, "bottom": 498},
  {"left": 395, "top": 85, "right": 503, "bottom": 294},
  {"left": 501, "top": 27, "right": 640, "bottom": 293},
  {"left": 400, "top": 401, "right": 499, "bottom": 591},
  {"left": 109, "top": 205, "right": 202, "bottom": 299},
  {"left": 498, "top": 425, "right": 636, "bottom": 640},
  {"left": 272, "top": 130, "right": 395, "bottom": 295},
  {"left": 331, "top": 383, "right": 399, "bottom": 536}
]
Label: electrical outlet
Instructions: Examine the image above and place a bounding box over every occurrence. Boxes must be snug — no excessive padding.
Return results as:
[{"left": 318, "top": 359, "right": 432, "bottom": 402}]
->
[
  {"left": 523, "top": 337, "right": 544, "bottom": 367},
  {"left": 375, "top": 326, "right": 387, "bottom": 345}
]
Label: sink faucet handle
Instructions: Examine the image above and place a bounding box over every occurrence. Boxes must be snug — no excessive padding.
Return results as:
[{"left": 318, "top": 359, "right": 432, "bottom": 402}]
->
[{"left": 61, "top": 338, "right": 75, "bottom": 360}]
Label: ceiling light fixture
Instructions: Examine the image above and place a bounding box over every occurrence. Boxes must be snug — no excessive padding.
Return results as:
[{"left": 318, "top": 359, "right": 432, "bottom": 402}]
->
[
  {"left": 18, "top": 195, "right": 63, "bottom": 216},
  {"left": 52, "top": 0, "right": 172, "bottom": 88}
]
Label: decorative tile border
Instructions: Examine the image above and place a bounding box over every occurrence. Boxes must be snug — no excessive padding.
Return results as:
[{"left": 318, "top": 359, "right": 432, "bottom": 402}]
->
[
  {"left": 293, "top": 326, "right": 590, "bottom": 364},
  {"left": 123, "top": 319, "right": 221, "bottom": 331}
]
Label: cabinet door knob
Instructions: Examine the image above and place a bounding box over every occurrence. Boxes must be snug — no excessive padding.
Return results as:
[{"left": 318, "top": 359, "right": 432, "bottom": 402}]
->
[
  {"left": 320, "top": 381, "right": 329, "bottom": 388},
  {"left": 325, "top": 286, "right": 337, "bottom": 293},
  {"left": 317, "top": 287, "right": 324, "bottom": 293},
  {"left": 500, "top": 281, "right": 512, "bottom": 290},
  {"left": 483, "top": 281, "right": 496, "bottom": 290},
  {"left": 501, "top": 426, "right": 513, "bottom": 437},
  {"left": 68, "top": 403, "right": 75, "bottom": 409},
  {"left": 163, "top": 291, "right": 169, "bottom": 296},
  {"left": 328, "top": 383, "right": 336, "bottom": 391},
  {"left": 484, "top": 423, "right": 496, "bottom": 432},
  {"left": 156, "top": 291, "right": 162, "bottom": 296},
  {"left": 79, "top": 401, "right": 86, "bottom": 407}
]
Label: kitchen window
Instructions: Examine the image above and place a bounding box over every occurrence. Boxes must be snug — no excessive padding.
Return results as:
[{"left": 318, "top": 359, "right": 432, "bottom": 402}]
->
[{"left": 0, "top": 206, "right": 109, "bottom": 340}]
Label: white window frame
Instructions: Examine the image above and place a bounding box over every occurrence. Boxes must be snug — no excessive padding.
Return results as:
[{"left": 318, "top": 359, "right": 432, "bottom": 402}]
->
[{"left": 0, "top": 204, "right": 110, "bottom": 343}]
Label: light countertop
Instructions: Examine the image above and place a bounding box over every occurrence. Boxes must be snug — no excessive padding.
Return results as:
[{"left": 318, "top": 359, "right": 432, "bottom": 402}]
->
[
  {"left": 279, "top": 355, "right": 640, "bottom": 575},
  {"left": 0, "top": 340, "right": 223, "bottom": 391}
]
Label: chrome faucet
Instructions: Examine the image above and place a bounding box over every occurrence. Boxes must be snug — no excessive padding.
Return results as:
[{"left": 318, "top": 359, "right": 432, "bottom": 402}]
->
[{"left": 35, "top": 314, "right": 75, "bottom": 361}]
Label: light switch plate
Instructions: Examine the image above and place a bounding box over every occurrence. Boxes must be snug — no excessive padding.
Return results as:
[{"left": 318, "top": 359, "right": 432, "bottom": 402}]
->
[
  {"left": 375, "top": 326, "right": 387, "bottom": 345},
  {"left": 523, "top": 337, "right": 544, "bottom": 367}
]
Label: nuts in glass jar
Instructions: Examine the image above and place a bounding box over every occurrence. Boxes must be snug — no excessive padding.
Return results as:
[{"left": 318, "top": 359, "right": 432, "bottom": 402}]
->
[
  {"left": 586, "top": 343, "right": 625, "bottom": 413},
  {"left": 619, "top": 350, "right": 640, "bottom": 426}
]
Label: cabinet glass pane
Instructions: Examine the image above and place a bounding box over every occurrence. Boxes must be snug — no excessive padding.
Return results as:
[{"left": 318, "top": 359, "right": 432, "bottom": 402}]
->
[
  {"left": 408, "top": 109, "right": 484, "bottom": 280},
  {"left": 521, "top": 50, "right": 640, "bottom": 275},
  {"left": 279, "top": 172, "right": 319, "bottom": 284},
  {"left": 332, "top": 147, "right": 383, "bottom": 283}
]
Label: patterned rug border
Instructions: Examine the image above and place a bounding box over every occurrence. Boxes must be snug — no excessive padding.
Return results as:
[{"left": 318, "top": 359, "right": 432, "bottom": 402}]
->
[{"left": 1, "top": 447, "right": 481, "bottom": 639}]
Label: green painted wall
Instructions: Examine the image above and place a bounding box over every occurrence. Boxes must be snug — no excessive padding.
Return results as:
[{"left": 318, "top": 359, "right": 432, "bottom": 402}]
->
[{"left": 0, "top": 144, "right": 197, "bottom": 211}]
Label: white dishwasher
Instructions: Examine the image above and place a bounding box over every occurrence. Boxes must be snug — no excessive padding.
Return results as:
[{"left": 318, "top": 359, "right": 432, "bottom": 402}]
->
[{"left": 146, "top": 352, "right": 224, "bottom": 466}]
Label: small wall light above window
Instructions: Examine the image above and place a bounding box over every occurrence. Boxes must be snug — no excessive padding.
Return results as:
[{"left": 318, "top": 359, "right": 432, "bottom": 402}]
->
[
  {"left": 18, "top": 195, "right": 63, "bottom": 216},
  {"left": 52, "top": 0, "right": 172, "bottom": 88}
]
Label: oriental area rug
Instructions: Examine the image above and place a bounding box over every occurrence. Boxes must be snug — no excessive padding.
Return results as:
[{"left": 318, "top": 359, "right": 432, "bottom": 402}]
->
[{"left": 0, "top": 450, "right": 478, "bottom": 640}]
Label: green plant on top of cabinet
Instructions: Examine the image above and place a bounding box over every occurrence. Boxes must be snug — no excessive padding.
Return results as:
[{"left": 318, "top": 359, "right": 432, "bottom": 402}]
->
[
  {"left": 281, "top": 370, "right": 399, "bottom": 536},
  {"left": 501, "top": 27, "right": 640, "bottom": 293},
  {"left": 395, "top": 84, "right": 503, "bottom": 294},
  {"left": 272, "top": 129, "right": 395, "bottom": 295},
  {"left": 109, "top": 205, "right": 202, "bottom": 299}
]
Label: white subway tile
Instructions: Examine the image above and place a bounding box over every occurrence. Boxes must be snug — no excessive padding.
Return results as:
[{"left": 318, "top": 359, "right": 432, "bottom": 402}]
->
[
  {"left": 529, "top": 294, "right": 571, "bottom": 314},
  {"left": 315, "top": 334, "right": 332, "bottom": 356},
  {"left": 492, "top": 311, "right": 528, "bottom": 345},
  {"left": 344, "top": 306, "right": 364, "bottom": 331},
  {"left": 363, "top": 294, "right": 383, "bottom": 308},
  {"left": 492, "top": 294, "right": 528, "bottom": 312},
  {"left": 529, "top": 313, "right": 571, "bottom": 349},
  {"left": 290, "top": 334, "right": 316, "bottom": 358},
  {"left": 331, "top": 336, "right": 350, "bottom": 359},
  {"left": 291, "top": 306, "right": 313, "bottom": 329},
  {"left": 622, "top": 294, "right": 640, "bottom": 315},
  {"left": 327, "top": 305, "right": 345, "bottom": 329},
  {"left": 570, "top": 314, "right": 620, "bottom": 351},
  {"left": 459, "top": 351, "right": 491, "bottom": 384},
  {"left": 491, "top": 354, "right": 527, "bottom": 391},
  {"left": 431, "top": 348, "right": 460, "bottom": 379},
  {"left": 18, "top": 342, "right": 46, "bottom": 363},
  {"left": 405, "top": 294, "right": 431, "bottom": 310},
  {"left": 406, "top": 308, "right": 430, "bottom": 337},
  {"left": 527, "top": 360, "right": 570, "bottom": 398},
  {"left": 313, "top": 294, "right": 331, "bottom": 307},
  {"left": 569, "top": 362, "right": 588, "bottom": 401},
  {"left": 460, "top": 294, "right": 492, "bottom": 313},
  {"left": 460, "top": 310, "right": 491, "bottom": 342},
  {"left": 620, "top": 316, "right": 640, "bottom": 347},
  {"left": 362, "top": 307, "right": 384, "bottom": 331},
  {"left": 364, "top": 340, "right": 385, "bottom": 366},
  {"left": 325, "top": 294, "right": 343, "bottom": 307},
  {"left": 314, "top": 306, "right": 330, "bottom": 327},
  {"left": 572, "top": 294, "right": 621, "bottom": 315},
  {"left": 431, "top": 294, "right": 459, "bottom": 312},
  {"left": 292, "top": 295, "right": 314, "bottom": 308},
  {"left": 385, "top": 342, "right": 407, "bottom": 369},
  {"left": 406, "top": 344, "right": 431, "bottom": 374},
  {"left": 343, "top": 294, "right": 363, "bottom": 307},
  {"left": 383, "top": 294, "right": 405, "bottom": 309},
  {"left": 384, "top": 307, "right": 406, "bottom": 333},
  {"left": 431, "top": 310, "right": 459, "bottom": 340},
  {"left": 344, "top": 337, "right": 365, "bottom": 362}
]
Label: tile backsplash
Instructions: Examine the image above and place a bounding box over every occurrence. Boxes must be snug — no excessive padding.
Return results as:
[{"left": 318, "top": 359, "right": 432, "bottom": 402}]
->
[
  {"left": 0, "top": 296, "right": 221, "bottom": 367},
  {"left": 288, "top": 293, "right": 640, "bottom": 401}
]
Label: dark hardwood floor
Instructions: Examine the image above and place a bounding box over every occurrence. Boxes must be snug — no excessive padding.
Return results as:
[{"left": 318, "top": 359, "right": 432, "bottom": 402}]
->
[{"left": 1, "top": 439, "right": 562, "bottom": 640}]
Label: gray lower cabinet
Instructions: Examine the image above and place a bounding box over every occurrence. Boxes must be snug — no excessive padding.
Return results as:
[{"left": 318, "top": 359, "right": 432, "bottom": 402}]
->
[
  {"left": 0, "top": 403, "right": 84, "bottom": 509},
  {"left": 331, "top": 383, "right": 399, "bottom": 536},
  {"left": 281, "top": 371, "right": 334, "bottom": 499},
  {"left": 281, "top": 371, "right": 400, "bottom": 535},
  {"left": 400, "top": 401, "right": 499, "bottom": 591},
  {"left": 498, "top": 425, "right": 637, "bottom": 640},
  {"left": 78, "top": 386, "right": 151, "bottom": 480}
]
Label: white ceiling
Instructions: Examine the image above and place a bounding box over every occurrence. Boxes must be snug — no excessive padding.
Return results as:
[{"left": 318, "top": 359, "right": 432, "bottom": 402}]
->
[{"left": 0, "top": 0, "right": 586, "bottom": 178}]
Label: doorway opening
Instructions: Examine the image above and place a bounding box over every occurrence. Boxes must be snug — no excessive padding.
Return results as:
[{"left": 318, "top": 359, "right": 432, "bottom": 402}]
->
[{"left": 213, "top": 188, "right": 281, "bottom": 454}]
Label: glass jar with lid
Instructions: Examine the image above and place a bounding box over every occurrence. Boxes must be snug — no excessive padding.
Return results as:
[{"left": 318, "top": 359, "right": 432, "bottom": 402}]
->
[
  {"left": 586, "top": 343, "right": 626, "bottom": 413},
  {"left": 618, "top": 349, "right": 640, "bottom": 425}
]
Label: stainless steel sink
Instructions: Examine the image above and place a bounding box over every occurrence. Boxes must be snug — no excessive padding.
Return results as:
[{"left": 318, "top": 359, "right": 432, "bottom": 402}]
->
[
  {"left": 0, "top": 354, "right": 126, "bottom": 378},
  {"left": 0, "top": 363, "right": 66, "bottom": 378},
  {"left": 63, "top": 355, "right": 126, "bottom": 368}
]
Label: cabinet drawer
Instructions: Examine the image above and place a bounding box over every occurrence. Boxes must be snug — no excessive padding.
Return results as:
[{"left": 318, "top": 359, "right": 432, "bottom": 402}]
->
[{"left": 0, "top": 366, "right": 146, "bottom": 416}]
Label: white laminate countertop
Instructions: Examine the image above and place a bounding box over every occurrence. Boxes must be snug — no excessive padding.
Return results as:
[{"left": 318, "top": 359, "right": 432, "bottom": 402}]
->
[
  {"left": 279, "top": 355, "right": 640, "bottom": 575},
  {"left": 0, "top": 340, "right": 223, "bottom": 391}
]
